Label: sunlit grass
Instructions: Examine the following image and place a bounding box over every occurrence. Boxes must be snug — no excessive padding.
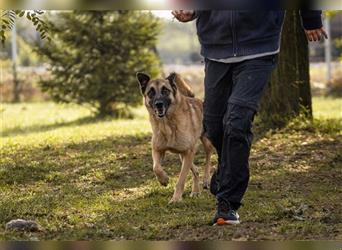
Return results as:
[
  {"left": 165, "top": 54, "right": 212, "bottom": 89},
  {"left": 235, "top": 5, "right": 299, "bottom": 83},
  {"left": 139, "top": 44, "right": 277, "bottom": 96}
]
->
[
  {"left": 312, "top": 96, "right": 341, "bottom": 119},
  {"left": 0, "top": 103, "right": 151, "bottom": 147}
]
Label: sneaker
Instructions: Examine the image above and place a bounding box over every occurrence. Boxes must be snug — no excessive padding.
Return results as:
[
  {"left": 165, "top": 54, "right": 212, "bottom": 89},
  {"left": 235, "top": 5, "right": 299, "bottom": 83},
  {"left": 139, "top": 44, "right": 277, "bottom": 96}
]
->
[{"left": 212, "top": 199, "right": 240, "bottom": 226}]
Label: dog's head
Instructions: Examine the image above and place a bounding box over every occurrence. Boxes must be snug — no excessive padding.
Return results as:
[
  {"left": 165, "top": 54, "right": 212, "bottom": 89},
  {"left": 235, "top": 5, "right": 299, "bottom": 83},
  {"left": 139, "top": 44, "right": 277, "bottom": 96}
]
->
[{"left": 136, "top": 72, "right": 178, "bottom": 119}]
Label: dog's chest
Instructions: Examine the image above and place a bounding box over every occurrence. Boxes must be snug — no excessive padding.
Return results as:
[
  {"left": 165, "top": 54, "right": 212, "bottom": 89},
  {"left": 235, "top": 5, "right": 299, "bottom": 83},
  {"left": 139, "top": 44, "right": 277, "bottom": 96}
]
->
[{"left": 153, "top": 123, "right": 195, "bottom": 152}]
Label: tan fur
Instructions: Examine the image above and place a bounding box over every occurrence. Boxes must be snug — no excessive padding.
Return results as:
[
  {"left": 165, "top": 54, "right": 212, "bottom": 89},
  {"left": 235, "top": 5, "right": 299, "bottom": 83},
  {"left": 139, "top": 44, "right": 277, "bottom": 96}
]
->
[
  {"left": 142, "top": 74, "right": 214, "bottom": 203},
  {"left": 173, "top": 73, "right": 195, "bottom": 98}
]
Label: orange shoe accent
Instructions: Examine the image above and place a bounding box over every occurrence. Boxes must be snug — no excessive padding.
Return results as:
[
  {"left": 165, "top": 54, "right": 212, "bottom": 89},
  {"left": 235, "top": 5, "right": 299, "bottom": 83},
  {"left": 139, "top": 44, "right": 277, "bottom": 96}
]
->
[{"left": 216, "top": 218, "right": 226, "bottom": 226}]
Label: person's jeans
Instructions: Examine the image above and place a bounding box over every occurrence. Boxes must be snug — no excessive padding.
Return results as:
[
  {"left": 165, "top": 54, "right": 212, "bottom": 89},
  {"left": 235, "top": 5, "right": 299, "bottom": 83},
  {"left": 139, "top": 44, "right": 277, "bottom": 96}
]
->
[{"left": 203, "top": 55, "right": 277, "bottom": 210}]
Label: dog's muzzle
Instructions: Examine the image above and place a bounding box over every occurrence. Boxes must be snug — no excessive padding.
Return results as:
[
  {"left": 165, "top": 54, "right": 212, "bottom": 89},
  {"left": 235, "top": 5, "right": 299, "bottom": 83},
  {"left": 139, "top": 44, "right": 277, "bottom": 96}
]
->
[{"left": 154, "top": 100, "right": 166, "bottom": 118}]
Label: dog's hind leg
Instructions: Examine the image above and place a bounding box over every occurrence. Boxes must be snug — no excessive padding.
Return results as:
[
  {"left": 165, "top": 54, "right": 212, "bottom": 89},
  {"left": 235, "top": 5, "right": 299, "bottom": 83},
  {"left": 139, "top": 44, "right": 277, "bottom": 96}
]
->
[
  {"left": 201, "top": 136, "right": 214, "bottom": 189},
  {"left": 169, "top": 150, "right": 194, "bottom": 203},
  {"left": 152, "top": 149, "right": 169, "bottom": 187},
  {"left": 190, "top": 163, "right": 200, "bottom": 197},
  {"left": 160, "top": 151, "right": 166, "bottom": 164}
]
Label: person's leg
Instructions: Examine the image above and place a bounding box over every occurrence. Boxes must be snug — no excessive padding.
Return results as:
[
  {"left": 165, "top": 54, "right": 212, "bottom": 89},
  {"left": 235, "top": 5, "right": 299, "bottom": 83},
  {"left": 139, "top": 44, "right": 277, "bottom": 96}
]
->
[
  {"left": 203, "top": 59, "right": 233, "bottom": 178},
  {"left": 216, "top": 55, "right": 277, "bottom": 218}
]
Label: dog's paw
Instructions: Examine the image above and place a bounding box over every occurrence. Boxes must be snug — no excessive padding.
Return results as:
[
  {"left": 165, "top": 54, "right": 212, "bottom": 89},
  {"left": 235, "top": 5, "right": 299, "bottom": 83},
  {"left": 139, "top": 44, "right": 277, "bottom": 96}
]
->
[
  {"left": 190, "top": 192, "right": 200, "bottom": 198},
  {"left": 157, "top": 175, "right": 169, "bottom": 187},
  {"left": 168, "top": 197, "right": 183, "bottom": 204},
  {"left": 202, "top": 181, "right": 210, "bottom": 190}
]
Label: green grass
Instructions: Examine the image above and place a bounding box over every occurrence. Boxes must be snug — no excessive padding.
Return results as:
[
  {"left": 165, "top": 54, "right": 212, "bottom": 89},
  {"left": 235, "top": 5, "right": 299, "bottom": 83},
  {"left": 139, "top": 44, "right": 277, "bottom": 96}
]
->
[
  {"left": 312, "top": 96, "right": 342, "bottom": 119},
  {"left": 0, "top": 97, "right": 341, "bottom": 240}
]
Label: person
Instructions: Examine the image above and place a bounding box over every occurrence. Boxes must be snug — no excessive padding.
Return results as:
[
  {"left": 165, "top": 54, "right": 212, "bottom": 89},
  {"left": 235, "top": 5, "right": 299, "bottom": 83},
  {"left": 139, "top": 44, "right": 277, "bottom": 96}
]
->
[{"left": 172, "top": 10, "right": 327, "bottom": 226}]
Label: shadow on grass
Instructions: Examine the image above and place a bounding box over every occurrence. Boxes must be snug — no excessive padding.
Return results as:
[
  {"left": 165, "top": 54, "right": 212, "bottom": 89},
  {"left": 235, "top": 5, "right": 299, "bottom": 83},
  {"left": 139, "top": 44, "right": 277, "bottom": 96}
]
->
[
  {"left": 91, "top": 138, "right": 341, "bottom": 240},
  {"left": 1, "top": 116, "right": 109, "bottom": 138},
  {"left": 0, "top": 134, "right": 156, "bottom": 188},
  {"left": 1, "top": 114, "right": 341, "bottom": 239},
  {"left": 1, "top": 129, "right": 341, "bottom": 240},
  {"left": 52, "top": 136, "right": 341, "bottom": 240}
]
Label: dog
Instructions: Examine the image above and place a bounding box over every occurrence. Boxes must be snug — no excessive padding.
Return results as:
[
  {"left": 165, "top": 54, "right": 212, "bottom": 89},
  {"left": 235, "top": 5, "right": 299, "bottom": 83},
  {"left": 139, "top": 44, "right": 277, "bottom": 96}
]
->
[{"left": 136, "top": 72, "right": 214, "bottom": 203}]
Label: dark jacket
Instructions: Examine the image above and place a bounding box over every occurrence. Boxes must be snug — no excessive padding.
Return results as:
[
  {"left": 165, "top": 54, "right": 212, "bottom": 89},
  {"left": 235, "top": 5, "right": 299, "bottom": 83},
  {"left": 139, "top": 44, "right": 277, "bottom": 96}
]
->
[{"left": 195, "top": 11, "right": 322, "bottom": 59}]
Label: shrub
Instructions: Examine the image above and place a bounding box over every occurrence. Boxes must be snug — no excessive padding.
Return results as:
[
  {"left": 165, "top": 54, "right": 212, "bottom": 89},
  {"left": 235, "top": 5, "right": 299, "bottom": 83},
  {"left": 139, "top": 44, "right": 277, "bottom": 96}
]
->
[{"left": 38, "top": 11, "right": 161, "bottom": 116}]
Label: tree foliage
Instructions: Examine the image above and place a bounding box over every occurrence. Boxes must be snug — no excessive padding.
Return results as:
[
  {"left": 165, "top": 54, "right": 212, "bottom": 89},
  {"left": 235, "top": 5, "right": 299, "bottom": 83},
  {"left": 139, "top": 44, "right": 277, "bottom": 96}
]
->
[
  {"left": 37, "top": 11, "right": 161, "bottom": 116},
  {"left": 0, "top": 10, "right": 50, "bottom": 45}
]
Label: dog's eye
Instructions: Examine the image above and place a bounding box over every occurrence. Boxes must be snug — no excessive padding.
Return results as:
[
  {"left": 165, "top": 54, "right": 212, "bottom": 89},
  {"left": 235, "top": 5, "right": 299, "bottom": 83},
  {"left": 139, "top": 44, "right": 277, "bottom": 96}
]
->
[
  {"left": 161, "top": 87, "right": 170, "bottom": 96},
  {"left": 147, "top": 88, "right": 155, "bottom": 99}
]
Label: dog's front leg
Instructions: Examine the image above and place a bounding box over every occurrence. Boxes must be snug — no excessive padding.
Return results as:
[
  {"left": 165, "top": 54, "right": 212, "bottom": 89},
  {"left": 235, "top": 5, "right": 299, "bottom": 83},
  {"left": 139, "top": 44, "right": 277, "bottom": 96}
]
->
[
  {"left": 179, "top": 154, "right": 200, "bottom": 196},
  {"left": 169, "top": 150, "right": 194, "bottom": 203},
  {"left": 152, "top": 148, "right": 169, "bottom": 186}
]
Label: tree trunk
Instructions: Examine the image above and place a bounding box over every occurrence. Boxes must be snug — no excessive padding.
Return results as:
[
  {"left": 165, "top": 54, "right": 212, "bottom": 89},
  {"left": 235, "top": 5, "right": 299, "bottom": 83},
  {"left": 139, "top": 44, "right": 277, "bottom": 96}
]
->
[
  {"left": 98, "top": 100, "right": 113, "bottom": 117},
  {"left": 259, "top": 11, "right": 312, "bottom": 127},
  {"left": 11, "top": 20, "right": 21, "bottom": 103}
]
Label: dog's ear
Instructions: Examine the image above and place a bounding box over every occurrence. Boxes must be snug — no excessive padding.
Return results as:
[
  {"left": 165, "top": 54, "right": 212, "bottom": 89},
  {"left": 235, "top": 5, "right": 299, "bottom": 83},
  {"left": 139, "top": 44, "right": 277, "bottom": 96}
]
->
[
  {"left": 136, "top": 72, "right": 150, "bottom": 94},
  {"left": 166, "top": 72, "right": 177, "bottom": 93}
]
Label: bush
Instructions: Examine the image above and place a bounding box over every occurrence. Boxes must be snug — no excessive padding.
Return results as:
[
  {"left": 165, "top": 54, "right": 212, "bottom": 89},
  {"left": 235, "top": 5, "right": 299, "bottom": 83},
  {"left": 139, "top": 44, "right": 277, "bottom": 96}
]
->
[{"left": 38, "top": 11, "right": 161, "bottom": 116}]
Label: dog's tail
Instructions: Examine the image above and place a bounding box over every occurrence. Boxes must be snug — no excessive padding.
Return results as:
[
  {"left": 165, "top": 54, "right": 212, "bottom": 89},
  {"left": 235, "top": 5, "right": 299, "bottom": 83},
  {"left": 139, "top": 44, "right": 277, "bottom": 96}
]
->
[{"left": 167, "top": 72, "right": 195, "bottom": 98}]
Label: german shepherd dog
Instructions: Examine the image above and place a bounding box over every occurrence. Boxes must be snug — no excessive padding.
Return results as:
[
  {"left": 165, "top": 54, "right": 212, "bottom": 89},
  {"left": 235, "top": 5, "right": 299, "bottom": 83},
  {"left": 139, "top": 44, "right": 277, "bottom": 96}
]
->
[{"left": 137, "top": 72, "right": 214, "bottom": 203}]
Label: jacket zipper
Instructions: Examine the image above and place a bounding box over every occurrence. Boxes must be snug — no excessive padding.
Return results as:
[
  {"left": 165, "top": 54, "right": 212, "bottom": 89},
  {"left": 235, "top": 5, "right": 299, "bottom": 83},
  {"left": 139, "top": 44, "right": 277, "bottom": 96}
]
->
[{"left": 231, "top": 11, "right": 237, "bottom": 57}]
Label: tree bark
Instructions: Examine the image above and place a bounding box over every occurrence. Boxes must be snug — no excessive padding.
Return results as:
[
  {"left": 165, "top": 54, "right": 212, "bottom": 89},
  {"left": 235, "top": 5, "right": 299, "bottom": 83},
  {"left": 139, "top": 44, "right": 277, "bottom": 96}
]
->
[{"left": 259, "top": 11, "right": 312, "bottom": 127}]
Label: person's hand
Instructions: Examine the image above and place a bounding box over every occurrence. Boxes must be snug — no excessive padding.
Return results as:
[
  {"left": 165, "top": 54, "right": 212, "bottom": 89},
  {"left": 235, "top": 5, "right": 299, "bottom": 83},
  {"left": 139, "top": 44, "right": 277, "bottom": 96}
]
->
[
  {"left": 171, "top": 10, "right": 195, "bottom": 22},
  {"left": 304, "top": 27, "right": 328, "bottom": 42}
]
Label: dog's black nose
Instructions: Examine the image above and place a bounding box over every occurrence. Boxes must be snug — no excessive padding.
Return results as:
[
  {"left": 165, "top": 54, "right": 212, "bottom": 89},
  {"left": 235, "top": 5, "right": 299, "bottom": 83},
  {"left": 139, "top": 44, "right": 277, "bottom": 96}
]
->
[{"left": 155, "top": 101, "right": 164, "bottom": 109}]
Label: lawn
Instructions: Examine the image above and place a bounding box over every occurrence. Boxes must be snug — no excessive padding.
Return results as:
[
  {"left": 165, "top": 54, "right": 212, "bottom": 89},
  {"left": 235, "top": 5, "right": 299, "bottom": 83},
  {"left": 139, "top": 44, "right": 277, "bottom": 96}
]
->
[{"left": 0, "top": 97, "right": 341, "bottom": 240}]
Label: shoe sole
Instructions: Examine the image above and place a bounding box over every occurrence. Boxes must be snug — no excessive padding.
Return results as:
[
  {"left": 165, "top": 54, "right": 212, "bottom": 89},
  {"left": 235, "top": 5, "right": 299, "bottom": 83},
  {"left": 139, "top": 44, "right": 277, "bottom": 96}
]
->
[{"left": 213, "top": 218, "right": 240, "bottom": 226}]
